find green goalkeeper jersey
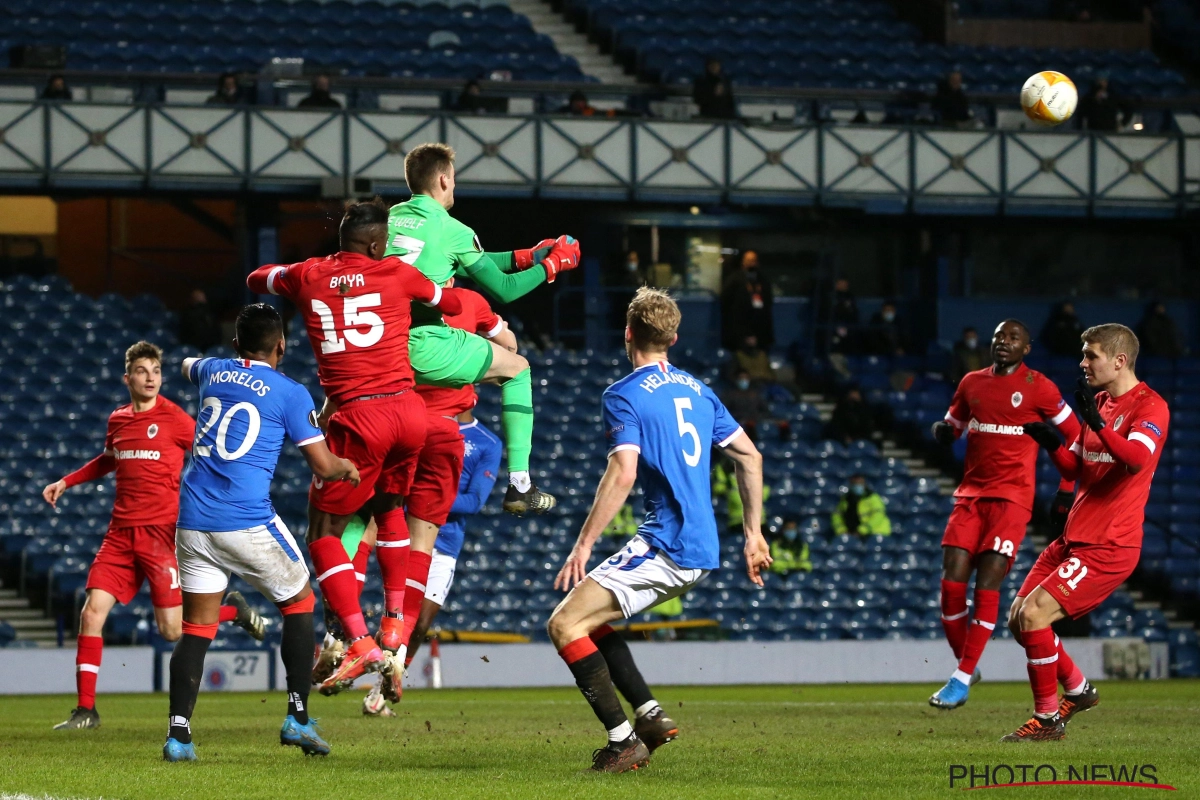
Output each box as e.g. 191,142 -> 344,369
385,194 -> 547,325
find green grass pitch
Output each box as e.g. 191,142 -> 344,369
1,682 -> 1197,799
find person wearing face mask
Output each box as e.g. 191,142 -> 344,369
620,251 -> 644,289
831,475 -> 892,537
865,301 -> 906,357
732,335 -> 776,386
721,250 -> 774,351
769,519 -> 812,575
950,327 -> 990,386
720,369 -> 771,437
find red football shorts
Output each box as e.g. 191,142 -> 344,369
941,497 -> 1030,560
1017,536 -> 1141,619
311,391 -> 427,516
86,523 -> 181,607
407,414 -> 465,527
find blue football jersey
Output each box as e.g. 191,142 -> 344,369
178,357 -> 324,532
434,420 -> 502,560
602,361 -> 743,570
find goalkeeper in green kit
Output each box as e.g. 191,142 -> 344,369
387,142 -> 579,514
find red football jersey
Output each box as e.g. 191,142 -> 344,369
252,252 -> 444,405
415,288 -> 503,416
945,363 -> 1074,511
104,398 -> 194,526
1064,382 -> 1169,548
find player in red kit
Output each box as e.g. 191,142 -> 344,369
247,199 -> 465,692
927,320 -> 1081,710
42,342 -> 262,730
1005,324 -> 1168,741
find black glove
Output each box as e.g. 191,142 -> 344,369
1049,489 -> 1073,537
1023,421 -> 1062,452
931,421 -> 956,445
1074,377 -> 1105,432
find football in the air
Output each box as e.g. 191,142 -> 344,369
1020,71 -> 1078,126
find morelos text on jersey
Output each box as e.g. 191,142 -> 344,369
177,358 -> 325,532
603,361 -> 743,571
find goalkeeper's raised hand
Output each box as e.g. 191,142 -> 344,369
513,239 -> 555,270
541,235 -> 580,283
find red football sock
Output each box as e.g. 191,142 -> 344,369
375,509 -> 410,615
1055,634 -> 1086,693
1021,626 -> 1060,716
353,541 -> 372,598
218,605 -> 237,623
76,634 -> 103,710
309,536 -> 368,640
402,550 -> 432,648
957,588 -> 999,676
940,579 -> 969,661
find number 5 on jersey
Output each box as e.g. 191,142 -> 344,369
674,397 -> 702,468
311,294 -> 384,354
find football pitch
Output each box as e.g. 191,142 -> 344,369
1,682 -> 1197,799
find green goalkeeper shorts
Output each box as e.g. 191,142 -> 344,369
409,324 -> 494,387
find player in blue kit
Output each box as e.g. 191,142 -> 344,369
163,304 -> 360,762
548,288 -> 771,773
363,409 -> 503,714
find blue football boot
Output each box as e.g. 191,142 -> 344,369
280,715 -> 331,756
163,738 -> 198,762
928,669 -> 981,710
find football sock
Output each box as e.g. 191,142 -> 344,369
956,588 -> 999,678
558,636 -> 630,737
590,624 -> 655,711
1055,634 -> 1087,694
279,595 -> 315,726
309,536 -> 368,640
375,508 -> 411,616
75,634 -> 103,710
501,368 -> 533,476
168,622 -> 217,744
634,700 -> 662,719
353,541 -> 372,596
402,550 -> 432,648
218,605 -> 237,624
1021,626 -> 1060,717
940,579 -> 969,660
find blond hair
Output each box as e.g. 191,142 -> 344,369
627,287 -> 680,352
1082,323 -> 1139,371
404,142 -> 455,194
124,340 -> 162,373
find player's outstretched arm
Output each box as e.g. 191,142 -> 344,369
300,441 -> 360,487
723,431 -> 772,586
554,448 -> 638,592
44,451 -> 119,507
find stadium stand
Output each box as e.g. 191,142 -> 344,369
1,274 -> 1194,676
0,0 -> 587,83
565,0 -> 1189,98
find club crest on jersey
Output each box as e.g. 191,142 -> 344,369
1011,392 -> 1023,408
1113,414 -> 1125,430
147,423 -> 159,438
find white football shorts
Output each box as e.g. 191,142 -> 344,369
587,534 -> 710,618
175,516 -> 310,604
424,548 -> 457,606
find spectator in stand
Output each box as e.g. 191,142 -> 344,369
206,72 -> 244,105
41,74 -> 72,101
822,277 -> 860,356
455,79 -> 485,113
561,90 -> 616,117
298,75 -> 341,109
721,369 -> 771,433
1138,301 -> 1183,358
693,58 -> 736,120
831,474 -> 892,537
620,250 -> 644,288
825,388 -> 875,444
949,326 -> 989,385
769,519 -> 813,575
1078,74 -> 1130,132
1040,301 -> 1085,356
732,335 -> 775,386
178,290 -> 222,353
932,70 -> 972,126
864,300 -> 906,357
721,250 -> 774,350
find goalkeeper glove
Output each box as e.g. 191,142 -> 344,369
1023,421 -> 1063,452
541,235 -> 580,283
513,239 -> 555,270
1074,377 -> 1105,432
931,421 -> 956,445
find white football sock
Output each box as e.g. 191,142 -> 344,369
634,700 -> 661,719
510,470 -> 532,492
1066,677 -> 1088,695
607,720 -> 634,742
951,669 -> 973,686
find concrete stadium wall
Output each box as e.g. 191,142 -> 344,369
0,646 -> 155,695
